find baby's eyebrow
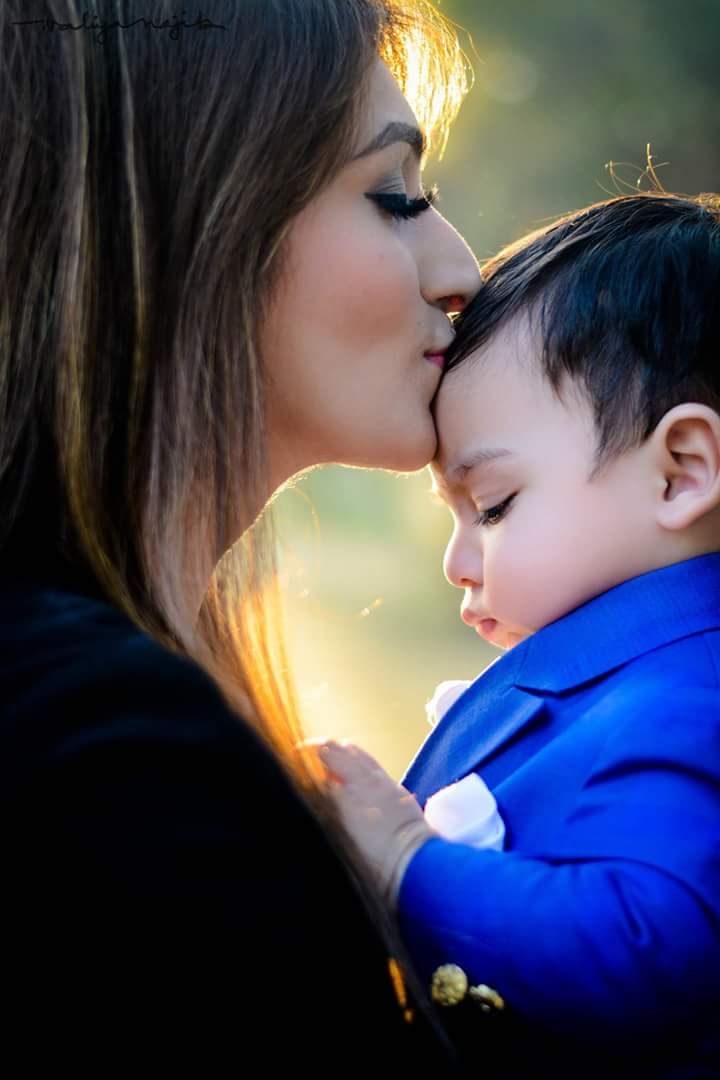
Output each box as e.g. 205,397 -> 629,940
443,446 -> 515,487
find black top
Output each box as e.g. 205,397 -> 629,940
0,574 -> 463,1073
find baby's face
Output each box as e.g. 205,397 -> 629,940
431,315 -> 660,650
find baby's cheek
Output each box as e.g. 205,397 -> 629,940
493,529 -> 580,629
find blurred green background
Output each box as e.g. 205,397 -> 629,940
273,0 -> 720,777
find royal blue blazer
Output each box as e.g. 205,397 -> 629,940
400,553 -> 720,1077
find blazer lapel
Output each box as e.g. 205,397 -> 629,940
404,556 -> 720,806
403,669 -> 546,807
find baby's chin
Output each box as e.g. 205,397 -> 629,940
477,618 -> 533,651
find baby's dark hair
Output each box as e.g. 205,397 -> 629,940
445,192 -> 720,476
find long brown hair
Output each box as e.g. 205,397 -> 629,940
1,0 -> 468,785
0,0 -> 469,1022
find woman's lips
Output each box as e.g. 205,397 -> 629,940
424,352 -> 446,369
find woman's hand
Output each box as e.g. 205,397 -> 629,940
313,740 -> 436,908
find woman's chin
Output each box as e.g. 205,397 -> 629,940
301,419 -> 438,473
366,424 -> 438,473
361,445 -> 436,474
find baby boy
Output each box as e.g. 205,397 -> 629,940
322,192 -> 720,1079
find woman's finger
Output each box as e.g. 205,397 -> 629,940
294,738 -> 347,784
321,740 -> 388,778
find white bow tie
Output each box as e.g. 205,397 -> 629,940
424,678 -> 472,728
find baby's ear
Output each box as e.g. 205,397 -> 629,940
651,403 -> 720,530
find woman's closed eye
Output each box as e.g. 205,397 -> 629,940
365,184 -> 439,221
473,494 -> 516,527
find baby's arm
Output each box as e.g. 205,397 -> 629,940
324,687 -> 720,1045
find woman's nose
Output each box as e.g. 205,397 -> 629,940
419,210 -> 481,313
443,528 -> 482,591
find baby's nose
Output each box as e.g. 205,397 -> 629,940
443,531 -> 483,590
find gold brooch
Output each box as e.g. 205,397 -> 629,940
431,964 -> 506,1012
431,964 -> 468,1006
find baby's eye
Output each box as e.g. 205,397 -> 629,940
473,494 -> 515,527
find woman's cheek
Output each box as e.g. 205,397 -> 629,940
311,203 -> 412,328
357,250 -> 418,343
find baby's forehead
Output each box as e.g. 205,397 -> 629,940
452,310 -> 541,377
441,308 -> 589,415
437,326 -> 545,416
433,322 -> 596,481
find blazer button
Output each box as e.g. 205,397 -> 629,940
469,984 -> 506,1012
431,966 -> 507,1013
431,964 -> 468,1006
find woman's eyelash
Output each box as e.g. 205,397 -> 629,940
365,184 -> 439,221
473,494 -> 515,527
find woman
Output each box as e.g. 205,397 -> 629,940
0,0 -> 480,1069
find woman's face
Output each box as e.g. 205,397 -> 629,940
263,60 -> 481,485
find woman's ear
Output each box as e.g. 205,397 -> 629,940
651,404 -> 720,530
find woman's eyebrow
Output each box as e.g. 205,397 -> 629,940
353,121 -> 425,162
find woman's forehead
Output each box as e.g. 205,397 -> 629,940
358,59 -> 420,148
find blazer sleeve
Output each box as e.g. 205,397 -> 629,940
2,616 -> 457,1073
397,685 -> 720,1046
